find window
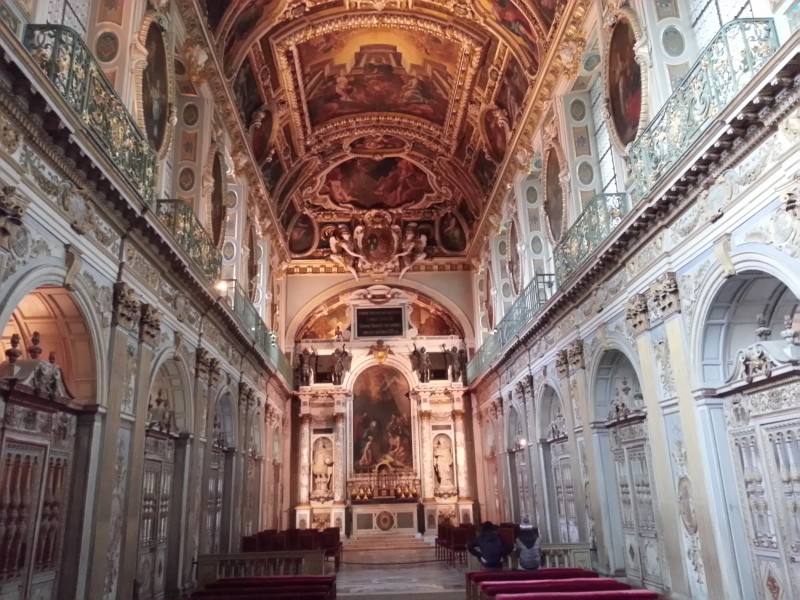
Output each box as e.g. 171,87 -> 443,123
690,0 -> 753,49
590,74 -> 618,194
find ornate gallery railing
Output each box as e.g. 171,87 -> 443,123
219,279 -> 293,383
553,193 -> 631,285
629,19 -> 778,199
196,551 -> 326,587
156,200 -> 222,282
467,274 -> 556,384
22,25 -> 157,206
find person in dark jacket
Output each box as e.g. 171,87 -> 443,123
467,521 -> 514,570
515,517 -> 541,570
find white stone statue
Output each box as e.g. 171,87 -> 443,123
311,439 -> 334,498
433,436 -> 454,490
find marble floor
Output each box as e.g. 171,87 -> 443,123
335,536 -> 466,599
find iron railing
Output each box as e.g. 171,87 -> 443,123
467,274 -> 555,383
553,193 -> 631,284
156,200 -> 222,282
219,280 -> 293,384
629,19 -> 778,199
22,24 -> 157,206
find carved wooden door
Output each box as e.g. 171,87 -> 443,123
728,417 -> 800,600
0,437 -> 72,600
136,439 -> 174,600
513,450 -> 532,520
550,440 -> 577,542
611,423 -> 662,588
206,449 -> 225,553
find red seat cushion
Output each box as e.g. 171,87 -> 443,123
468,568 -> 598,585
480,578 -> 629,597
495,590 -> 659,600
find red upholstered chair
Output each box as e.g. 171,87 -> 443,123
495,590 -> 659,600
479,577 -> 630,599
256,530 -> 275,551
450,526 -> 473,566
298,529 -> 319,551
270,531 -> 287,551
240,535 -> 258,552
465,568 -> 599,600
320,529 -> 343,570
436,523 -> 452,561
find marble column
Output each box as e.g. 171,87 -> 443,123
626,291 -> 688,595
418,410 -> 433,499
657,274 -> 733,599
298,414 -> 312,506
119,303 -> 161,597
87,282 -> 141,600
263,405 -> 276,528
567,340 -> 607,570
453,409 -> 471,500
555,349 -> 588,541
334,412 -> 346,503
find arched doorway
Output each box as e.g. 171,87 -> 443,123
206,393 -> 236,553
700,272 -> 799,599
136,360 -> 192,600
539,385 -> 576,542
0,286 -> 98,599
591,350 -> 662,587
507,405 -> 530,523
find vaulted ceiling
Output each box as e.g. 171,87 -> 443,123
194,0 -> 574,271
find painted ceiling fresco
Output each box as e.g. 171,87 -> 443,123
200,0 -> 569,270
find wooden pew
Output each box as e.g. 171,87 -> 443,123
495,590 -> 659,600
466,568 -> 598,600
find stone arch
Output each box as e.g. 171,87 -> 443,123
538,384 -> 565,440
592,349 -> 644,422
585,332 -> 642,422
0,264 -> 106,405
284,279 -> 476,348
697,272 -> 797,386
689,247 -> 800,386
148,349 -> 194,433
214,391 -> 238,449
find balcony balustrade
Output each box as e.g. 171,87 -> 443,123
467,274 -> 555,383
218,280 -> 293,384
22,24 -> 156,206
553,193 -> 631,285
629,19 -> 778,199
156,200 -> 221,282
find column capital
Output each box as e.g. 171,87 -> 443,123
555,349 -> 569,379
139,303 -> 161,345
208,358 -> 221,387
452,408 -> 465,419
625,293 -> 650,334
648,272 -> 680,320
301,413 -> 313,424
334,411 -> 346,422
567,339 -> 585,371
419,409 -> 432,419
196,347 -> 211,382
113,281 -> 140,330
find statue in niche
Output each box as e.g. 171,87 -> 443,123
330,345 -> 351,385
443,344 -> 466,383
311,438 -> 334,499
410,344 -> 431,383
293,347 -> 317,386
433,436 -> 454,490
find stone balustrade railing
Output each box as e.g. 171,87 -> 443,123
22,24 -> 156,207
156,199 -> 222,282
629,19 -> 778,200
553,193 -> 630,285
541,542 -> 592,570
196,550 -> 327,587
467,274 -> 555,384
218,279 -> 293,383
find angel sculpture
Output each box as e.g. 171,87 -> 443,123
411,344 -> 431,383
329,225 -> 364,280
398,223 -> 429,279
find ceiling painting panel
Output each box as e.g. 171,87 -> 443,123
203,0 -> 584,274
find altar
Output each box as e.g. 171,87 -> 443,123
351,502 -> 419,538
